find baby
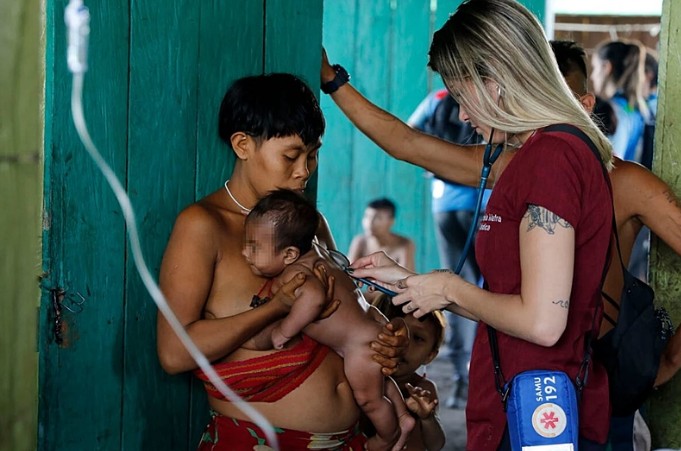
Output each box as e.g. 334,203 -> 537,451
242,189 -> 414,451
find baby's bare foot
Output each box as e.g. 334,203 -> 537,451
391,413 -> 416,451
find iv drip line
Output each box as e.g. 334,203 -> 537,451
64,1 -> 280,448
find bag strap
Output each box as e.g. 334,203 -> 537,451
543,124 -> 626,276
487,124 -> 614,404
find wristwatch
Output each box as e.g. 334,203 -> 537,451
321,64 -> 350,94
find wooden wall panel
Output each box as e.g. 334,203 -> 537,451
265,0 -> 323,80
191,2 -> 267,444
388,0 -> 434,270
522,0 -> 545,24
319,0 -> 446,270
348,0 -> 394,254
195,1 -> 264,200
265,0 -> 324,201
122,0 -> 201,449
318,0 -> 358,247
0,0 -> 42,448
40,0 -> 130,449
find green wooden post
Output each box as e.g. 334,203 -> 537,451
386,0 -> 435,271
122,1 -> 202,448
647,0 -> 681,447
319,0 -> 437,270
318,0 -> 358,248
0,0 -> 42,450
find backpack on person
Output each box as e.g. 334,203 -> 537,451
423,94 -> 480,145
593,244 -> 673,417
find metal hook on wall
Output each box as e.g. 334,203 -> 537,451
62,291 -> 86,314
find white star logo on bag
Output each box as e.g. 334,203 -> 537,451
532,403 -> 567,438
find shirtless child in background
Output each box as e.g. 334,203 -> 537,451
243,189 -> 415,451
348,198 -> 416,271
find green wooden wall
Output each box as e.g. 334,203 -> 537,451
0,0 -> 42,450
319,0 -> 434,270
40,1 -> 322,449
318,0 -> 545,272
648,0 -> 681,446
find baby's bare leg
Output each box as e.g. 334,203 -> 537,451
385,378 -> 416,451
344,348 -> 401,451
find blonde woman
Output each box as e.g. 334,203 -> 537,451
323,0 -> 613,449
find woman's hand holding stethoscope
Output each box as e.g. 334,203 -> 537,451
351,252 -> 463,318
390,270 -> 462,318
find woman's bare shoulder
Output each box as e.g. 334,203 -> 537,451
174,194 -> 240,237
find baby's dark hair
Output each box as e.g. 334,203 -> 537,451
372,294 -> 446,353
246,189 -> 319,255
218,73 -> 325,147
367,198 -> 396,217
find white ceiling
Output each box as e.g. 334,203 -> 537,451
548,0 -> 663,16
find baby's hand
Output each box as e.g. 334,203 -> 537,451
405,383 -> 438,419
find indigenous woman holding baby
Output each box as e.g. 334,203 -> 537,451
156,73 -> 406,450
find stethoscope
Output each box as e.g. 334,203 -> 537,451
312,238 -> 399,297
454,129 -> 504,274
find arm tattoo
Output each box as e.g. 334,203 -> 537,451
663,189 -> 680,207
524,204 -> 572,234
552,299 -> 570,309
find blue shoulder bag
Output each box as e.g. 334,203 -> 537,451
488,325 -> 586,450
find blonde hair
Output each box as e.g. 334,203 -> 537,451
428,0 -> 613,169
